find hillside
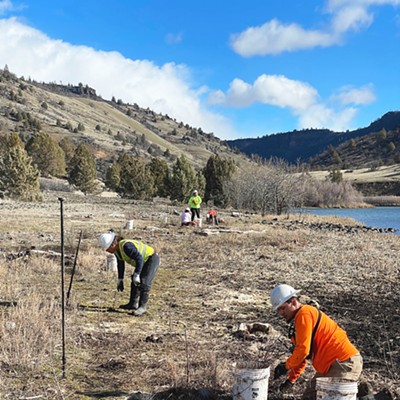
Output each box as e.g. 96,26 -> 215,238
308,127 -> 400,169
226,112 -> 400,166
0,68 -> 250,174
2,66 -> 400,197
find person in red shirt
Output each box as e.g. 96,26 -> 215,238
206,209 -> 218,225
271,284 -> 362,400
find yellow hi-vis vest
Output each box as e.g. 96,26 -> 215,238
116,239 -> 154,266
189,195 -> 201,208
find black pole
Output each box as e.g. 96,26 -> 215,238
58,197 -> 66,379
66,229 -> 83,305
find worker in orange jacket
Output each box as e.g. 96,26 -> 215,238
270,284 -> 362,400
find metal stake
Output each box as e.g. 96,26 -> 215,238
58,197 -> 66,379
66,229 -> 83,305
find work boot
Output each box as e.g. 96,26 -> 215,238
133,305 -> 147,316
119,283 -> 139,310
132,295 -> 140,310
132,290 -> 149,316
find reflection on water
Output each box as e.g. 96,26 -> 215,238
296,207 -> 400,235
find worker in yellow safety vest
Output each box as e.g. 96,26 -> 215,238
188,189 -> 202,222
98,231 -> 160,316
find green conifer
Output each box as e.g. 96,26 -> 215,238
0,133 -> 42,200
67,143 -> 97,194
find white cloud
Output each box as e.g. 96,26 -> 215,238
0,0 -> 13,14
333,84 -> 376,105
231,0 -> 400,56
331,5 -> 373,33
0,17 -> 238,139
209,74 -> 318,111
298,104 -> 358,131
209,74 -> 372,132
230,19 -> 336,56
327,0 -> 400,11
0,0 -> 24,15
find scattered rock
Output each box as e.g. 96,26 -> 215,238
98,358 -> 126,370
145,334 -> 163,343
232,322 -> 280,342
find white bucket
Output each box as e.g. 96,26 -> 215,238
233,363 -> 270,400
125,220 -> 134,229
106,254 -> 117,272
195,217 -> 202,227
316,378 -> 358,400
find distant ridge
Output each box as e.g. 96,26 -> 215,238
226,111 -> 400,165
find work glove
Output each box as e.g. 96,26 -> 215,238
274,362 -> 287,380
117,278 -> 124,292
279,379 -> 294,393
133,273 -> 141,286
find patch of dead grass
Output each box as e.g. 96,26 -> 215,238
0,195 -> 399,399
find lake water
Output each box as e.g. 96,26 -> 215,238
296,207 -> 400,235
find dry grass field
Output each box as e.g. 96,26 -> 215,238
0,192 -> 399,400
307,164 -> 400,184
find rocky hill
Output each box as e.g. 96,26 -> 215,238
0,68 -> 250,176
308,126 -> 400,169
227,112 -> 400,167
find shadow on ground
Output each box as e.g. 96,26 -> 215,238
76,387 -> 231,400
76,390 -> 130,398
127,388 -> 231,400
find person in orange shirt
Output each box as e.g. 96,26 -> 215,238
270,284 -> 362,400
206,209 -> 218,225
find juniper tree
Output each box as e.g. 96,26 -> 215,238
0,133 -> 41,201
203,154 -> 236,207
67,143 -> 97,194
168,154 -> 197,202
117,153 -> 155,199
59,137 -> 76,167
25,131 -> 66,177
148,158 -> 169,197
105,163 -> 121,191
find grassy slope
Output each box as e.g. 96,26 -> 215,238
0,74 -> 250,171
308,164 -> 400,183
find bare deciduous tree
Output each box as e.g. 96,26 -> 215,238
225,159 -> 301,215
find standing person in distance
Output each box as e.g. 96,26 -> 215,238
270,284 -> 362,400
188,189 -> 202,223
98,231 -> 160,316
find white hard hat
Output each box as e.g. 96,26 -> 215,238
185,208 -> 190,212
270,284 -> 301,310
192,189 -> 198,194
98,231 -> 115,250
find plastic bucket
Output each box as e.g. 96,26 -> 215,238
233,362 -> 270,400
316,378 -> 358,400
106,254 -> 117,272
125,220 -> 134,229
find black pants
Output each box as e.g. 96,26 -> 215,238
207,215 -> 218,225
138,253 -> 160,306
190,208 -> 200,221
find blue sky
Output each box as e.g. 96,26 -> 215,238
0,0 -> 399,140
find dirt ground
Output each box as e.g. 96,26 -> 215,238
0,192 -> 399,400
